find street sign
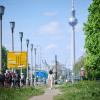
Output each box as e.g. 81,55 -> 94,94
7,52 -> 27,69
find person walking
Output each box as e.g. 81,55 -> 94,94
21,73 -> 25,86
11,71 -> 16,87
48,70 -> 54,89
15,71 -> 20,87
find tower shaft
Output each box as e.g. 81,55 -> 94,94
69,0 -> 78,83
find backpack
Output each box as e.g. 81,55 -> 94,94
16,73 -> 20,81
5,73 -> 9,79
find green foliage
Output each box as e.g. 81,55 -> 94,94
0,87 -> 44,100
73,56 -> 85,75
54,81 -> 100,100
2,46 -> 8,73
84,0 -> 100,79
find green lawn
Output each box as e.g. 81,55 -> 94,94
0,86 -> 44,100
54,81 -> 100,100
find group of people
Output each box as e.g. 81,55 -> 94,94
0,70 -> 25,87
0,69 -> 55,89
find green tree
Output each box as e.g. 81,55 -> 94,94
2,46 -> 8,73
73,56 -> 85,76
84,0 -> 100,79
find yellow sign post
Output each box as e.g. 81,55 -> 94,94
7,52 -> 27,69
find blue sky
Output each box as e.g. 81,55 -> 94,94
0,0 -> 92,69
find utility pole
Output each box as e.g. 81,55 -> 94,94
55,55 -> 58,84
10,21 -> 15,72
0,6 -> 5,74
19,32 -> 23,86
34,48 -> 37,86
26,39 -> 29,86
30,44 -> 33,86
19,32 -> 23,74
10,21 -> 15,52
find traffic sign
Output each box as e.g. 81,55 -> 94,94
7,52 -> 27,69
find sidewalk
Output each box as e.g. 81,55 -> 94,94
29,88 -> 59,100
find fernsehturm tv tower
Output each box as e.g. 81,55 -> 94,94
69,0 -> 78,82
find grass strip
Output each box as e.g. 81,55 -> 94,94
54,81 -> 100,100
0,86 -> 44,100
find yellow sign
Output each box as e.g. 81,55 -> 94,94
7,52 -> 27,69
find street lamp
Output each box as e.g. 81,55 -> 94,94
19,32 -> 23,52
55,55 -> 58,84
19,32 -> 23,86
0,5 -> 5,74
30,44 -> 33,86
26,39 -> 29,86
34,47 -> 37,86
10,21 -> 15,51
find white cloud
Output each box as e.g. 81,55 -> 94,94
39,21 -> 60,34
44,11 -> 58,16
46,44 -> 57,50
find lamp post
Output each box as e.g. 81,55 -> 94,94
30,44 -> 33,86
19,32 -> 23,86
55,55 -> 58,84
10,21 -> 15,51
34,47 -> 37,86
69,0 -> 78,83
19,32 -> 23,52
26,39 -> 29,86
0,6 -> 5,74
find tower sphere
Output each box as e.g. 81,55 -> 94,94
69,17 -> 77,27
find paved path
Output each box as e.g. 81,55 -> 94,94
29,88 -> 59,100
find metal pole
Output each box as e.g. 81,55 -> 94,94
55,55 -> 57,84
10,22 -> 15,52
10,21 -> 15,72
34,48 -> 37,86
12,29 -> 14,72
30,44 -> 33,86
20,36 -> 22,72
11,28 -> 14,51
26,42 -> 29,86
0,6 -> 5,74
21,38 -> 22,52
0,16 -> 2,74
20,34 -> 23,86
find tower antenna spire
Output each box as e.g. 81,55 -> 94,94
72,0 -> 74,10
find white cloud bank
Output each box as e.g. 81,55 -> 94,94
44,11 -> 58,16
39,21 -> 60,34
